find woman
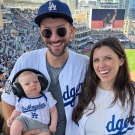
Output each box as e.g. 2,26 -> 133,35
72,37 -> 135,135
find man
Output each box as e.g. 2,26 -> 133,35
103,9 -> 117,29
1,0 -> 89,135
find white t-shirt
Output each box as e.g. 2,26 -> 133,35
16,92 -> 57,124
1,48 -> 89,135
85,87 -> 114,135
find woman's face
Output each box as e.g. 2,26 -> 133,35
93,46 -> 124,85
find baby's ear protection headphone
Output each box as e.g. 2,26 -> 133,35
12,68 -> 48,98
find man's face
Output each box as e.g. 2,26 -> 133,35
39,18 -> 75,57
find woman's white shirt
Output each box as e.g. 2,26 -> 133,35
85,87 -> 114,135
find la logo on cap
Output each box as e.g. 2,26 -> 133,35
48,2 -> 57,11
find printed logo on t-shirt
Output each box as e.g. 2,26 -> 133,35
22,103 -> 46,113
22,103 -> 46,119
31,112 -> 38,118
106,114 -> 135,134
5,80 -> 12,94
63,82 -> 83,107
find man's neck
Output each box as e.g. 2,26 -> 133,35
46,50 -> 69,68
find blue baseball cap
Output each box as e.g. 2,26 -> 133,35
35,0 -> 73,27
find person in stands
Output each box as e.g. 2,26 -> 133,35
72,37 -> 135,135
1,0 -> 89,135
7,70 -> 57,135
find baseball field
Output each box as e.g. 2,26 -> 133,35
81,49 -> 135,81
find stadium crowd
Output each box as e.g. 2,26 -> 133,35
90,29 -> 135,49
0,7 -> 44,82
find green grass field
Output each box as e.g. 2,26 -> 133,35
125,49 -> 135,72
81,49 -> 135,72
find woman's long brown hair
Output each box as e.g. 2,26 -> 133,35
72,37 -> 135,123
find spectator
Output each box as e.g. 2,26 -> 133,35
7,69 -> 57,135
72,37 -> 135,135
103,9 -> 117,29
1,1 -> 89,135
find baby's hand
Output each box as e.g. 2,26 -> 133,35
7,118 -> 13,127
49,125 -> 56,134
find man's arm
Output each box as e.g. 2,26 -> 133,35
110,9 -> 117,23
22,129 -> 41,135
1,99 -> 15,121
2,99 -> 41,135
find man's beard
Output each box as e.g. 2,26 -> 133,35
47,41 -> 69,57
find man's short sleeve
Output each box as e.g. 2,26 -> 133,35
1,79 -> 16,106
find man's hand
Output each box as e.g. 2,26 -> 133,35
22,129 -> 41,135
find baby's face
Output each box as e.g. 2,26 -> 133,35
18,73 -> 41,98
